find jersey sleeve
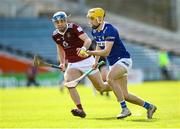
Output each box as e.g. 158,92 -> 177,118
52,35 -> 60,45
52,30 -> 61,45
73,24 -> 84,37
104,26 -> 116,42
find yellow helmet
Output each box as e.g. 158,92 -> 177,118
87,7 -> 105,19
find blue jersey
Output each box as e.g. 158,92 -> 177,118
91,22 -> 130,66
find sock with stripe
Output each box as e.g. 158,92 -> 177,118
143,101 -> 151,110
120,100 -> 127,109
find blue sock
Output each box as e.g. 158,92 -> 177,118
120,100 -> 127,109
143,101 -> 151,109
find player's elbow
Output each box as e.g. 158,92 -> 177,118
84,38 -> 92,46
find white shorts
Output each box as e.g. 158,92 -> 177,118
109,58 -> 132,73
66,56 -> 98,75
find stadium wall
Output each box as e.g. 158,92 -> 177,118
0,52 -> 49,73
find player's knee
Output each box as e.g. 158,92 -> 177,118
95,87 -> 102,92
107,75 -> 114,85
95,84 -> 104,92
92,82 -> 103,92
107,79 -> 114,89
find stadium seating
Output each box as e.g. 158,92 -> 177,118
0,18 -> 56,60
0,18 -> 180,80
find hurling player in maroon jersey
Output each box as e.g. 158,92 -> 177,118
52,11 -> 111,118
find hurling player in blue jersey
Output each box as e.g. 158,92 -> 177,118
86,8 -> 157,119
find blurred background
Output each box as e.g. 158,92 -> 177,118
0,0 -> 180,88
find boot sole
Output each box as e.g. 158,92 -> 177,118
148,106 -> 157,119
117,112 -> 132,119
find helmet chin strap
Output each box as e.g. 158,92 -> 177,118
92,17 -> 102,29
92,23 -> 100,29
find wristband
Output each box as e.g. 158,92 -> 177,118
81,46 -> 87,51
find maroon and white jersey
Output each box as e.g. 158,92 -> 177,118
52,22 -> 88,63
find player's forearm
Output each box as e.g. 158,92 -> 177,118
57,45 -> 65,64
95,56 -> 100,63
79,33 -> 92,50
83,38 -> 91,50
87,49 -> 108,57
94,45 -> 101,63
58,53 -> 65,65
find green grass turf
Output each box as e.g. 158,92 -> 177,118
0,81 -> 180,128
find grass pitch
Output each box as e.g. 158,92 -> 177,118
0,81 -> 180,128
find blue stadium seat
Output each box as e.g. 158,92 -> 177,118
0,18 -> 179,80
